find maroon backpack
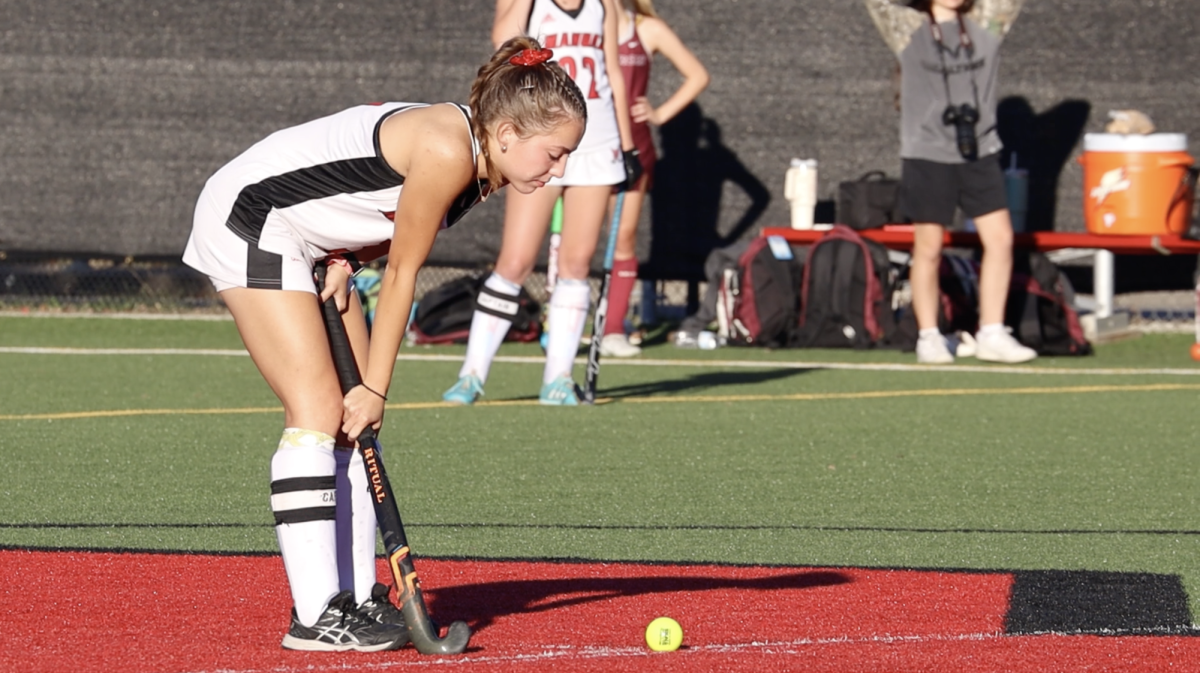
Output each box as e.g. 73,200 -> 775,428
1007,252 -> 1092,356
719,236 -> 804,347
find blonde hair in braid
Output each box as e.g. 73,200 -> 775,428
469,36 -> 587,188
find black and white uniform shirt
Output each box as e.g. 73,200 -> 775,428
183,102 -> 484,292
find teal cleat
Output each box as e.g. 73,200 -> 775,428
443,374 -> 484,405
538,375 -> 580,406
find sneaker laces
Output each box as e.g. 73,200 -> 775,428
341,592 -> 387,628
323,593 -> 356,631
361,583 -> 406,626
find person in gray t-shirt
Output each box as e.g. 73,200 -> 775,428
866,0 -> 1037,364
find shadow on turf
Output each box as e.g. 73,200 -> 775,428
601,367 -> 812,399
506,367 -> 812,401
429,569 -> 849,632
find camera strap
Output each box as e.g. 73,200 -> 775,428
928,14 -> 981,112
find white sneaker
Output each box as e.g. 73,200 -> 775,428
599,333 -> 642,357
916,334 -> 955,364
975,328 -> 1038,363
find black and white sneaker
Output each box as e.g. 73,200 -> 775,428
281,590 -> 406,652
358,582 -> 410,648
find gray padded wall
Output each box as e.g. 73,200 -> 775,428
2,0 -> 1197,278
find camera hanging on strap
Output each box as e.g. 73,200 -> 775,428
929,13 -> 982,161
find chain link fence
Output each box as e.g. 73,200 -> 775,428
0,253 -> 700,326
0,254 -> 223,314
1,253 -> 1193,343
1116,290 -> 1196,334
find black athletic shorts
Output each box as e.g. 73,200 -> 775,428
897,153 -> 1008,227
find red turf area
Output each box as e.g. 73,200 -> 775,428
2,549 -> 1194,672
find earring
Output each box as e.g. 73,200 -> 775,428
501,145 -> 507,153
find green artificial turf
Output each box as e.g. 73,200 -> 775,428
1,316 -> 1197,620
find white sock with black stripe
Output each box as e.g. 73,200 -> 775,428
271,428 -> 339,627
459,273 -> 522,383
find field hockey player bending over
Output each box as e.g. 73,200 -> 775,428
181,37 -> 585,652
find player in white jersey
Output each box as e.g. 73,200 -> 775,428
183,37 -> 586,652
445,0 -> 640,407
185,102 -> 473,294
528,0 -> 622,172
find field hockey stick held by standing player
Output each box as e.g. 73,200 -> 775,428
581,190 -> 625,404
540,197 -> 564,352
546,196 -> 564,295
316,266 -> 472,655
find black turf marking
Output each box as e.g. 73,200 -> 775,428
1005,570 -> 1199,636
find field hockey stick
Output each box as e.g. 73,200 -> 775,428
546,196 -> 564,295
541,197 -> 564,351
581,190 -> 624,404
316,266 -> 472,655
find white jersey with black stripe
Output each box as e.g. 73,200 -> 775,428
202,102 -> 481,261
184,102 -> 486,291
527,0 -> 619,154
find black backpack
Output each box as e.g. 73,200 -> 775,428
409,273 -> 541,345
794,225 -> 901,349
719,236 -> 805,348
1006,251 -> 1092,356
894,251 -> 1091,356
938,254 -> 982,335
890,253 -> 981,352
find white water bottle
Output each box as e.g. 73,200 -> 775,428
785,158 -> 818,230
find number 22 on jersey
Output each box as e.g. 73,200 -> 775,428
556,56 -> 601,100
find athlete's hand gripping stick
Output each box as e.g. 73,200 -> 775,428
316,265 -> 472,655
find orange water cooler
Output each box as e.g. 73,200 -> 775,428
1080,133 -> 1194,235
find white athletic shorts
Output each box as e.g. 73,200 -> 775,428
183,188 -> 321,295
551,141 -> 625,187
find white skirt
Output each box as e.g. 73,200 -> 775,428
551,141 -> 625,187
182,187 -> 322,294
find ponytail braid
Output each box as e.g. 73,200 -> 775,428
469,36 -> 587,187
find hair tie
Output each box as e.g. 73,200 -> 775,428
509,48 -> 553,67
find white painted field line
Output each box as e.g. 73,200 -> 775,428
0,347 -> 251,356
423,353 -> 1200,378
3,346 -> 1200,377
0,311 -> 232,321
176,629 -> 1089,673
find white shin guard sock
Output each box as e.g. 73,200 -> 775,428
271,429 -> 340,627
544,279 -> 591,384
460,273 -> 522,382
347,449 -> 379,604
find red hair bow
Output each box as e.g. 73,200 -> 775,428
509,48 -> 554,67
